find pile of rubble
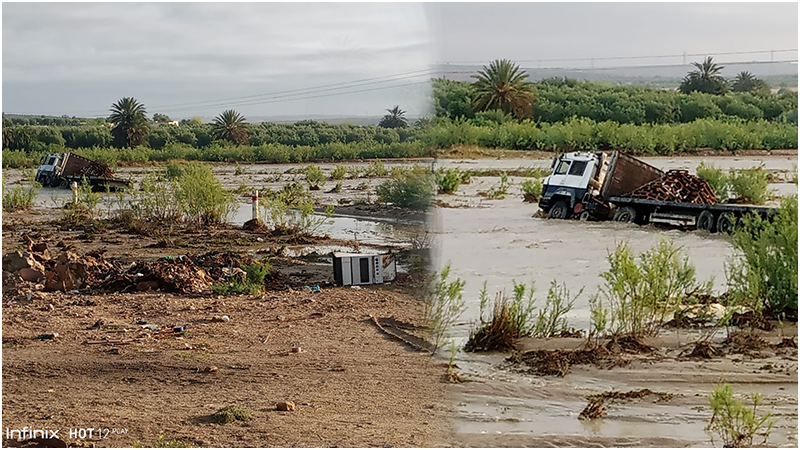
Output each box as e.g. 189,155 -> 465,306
2,239 -> 255,297
626,170 -> 717,204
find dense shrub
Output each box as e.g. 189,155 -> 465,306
375,164 -> 434,210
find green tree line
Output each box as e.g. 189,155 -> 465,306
434,77 -> 797,124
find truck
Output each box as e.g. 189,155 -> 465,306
537,151 -> 777,233
34,153 -> 130,191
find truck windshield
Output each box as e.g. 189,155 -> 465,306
554,160 -> 571,175
46,156 -> 57,165
568,160 -> 587,176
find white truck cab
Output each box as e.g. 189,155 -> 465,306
540,152 -> 608,219
34,154 -> 63,187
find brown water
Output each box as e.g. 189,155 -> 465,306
432,155 -> 798,447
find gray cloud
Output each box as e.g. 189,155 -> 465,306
3,2 -> 433,118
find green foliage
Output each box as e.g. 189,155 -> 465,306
598,239 -> 713,337
472,59 -> 536,119
707,384 -> 774,448
212,262 -> 270,296
304,164 -> 326,189
520,178 -> 543,202
484,172 -> 509,199
2,181 -> 40,212
696,162 -> 730,202
212,405 -> 252,424
532,281 -> 580,338
366,160 -> 388,178
422,265 -> 466,353
108,97 -> 149,148
375,164 -> 434,210
211,110 -> 249,145
435,167 -> 464,194
175,163 -> 238,226
379,106 -> 408,129
731,71 -> 770,95
727,196 -> 797,318
465,280 -> 537,352
153,113 -> 171,123
728,167 -> 770,204
679,57 -> 728,95
330,165 -> 347,180
164,162 -> 184,180
134,435 -> 198,448
260,183 -> 333,236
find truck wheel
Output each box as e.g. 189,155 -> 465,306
547,201 -> 570,220
579,211 -> 592,221
59,179 -> 69,189
612,206 -> 636,223
697,211 -> 716,233
716,212 -> 735,234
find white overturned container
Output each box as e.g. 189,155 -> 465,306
332,252 -> 397,286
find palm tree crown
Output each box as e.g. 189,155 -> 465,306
211,110 -> 249,145
679,56 -> 728,95
731,71 -> 770,94
471,59 -> 536,119
378,105 -> 408,128
108,97 -> 149,147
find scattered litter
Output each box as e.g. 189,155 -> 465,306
141,324 -> 160,331
304,285 -> 321,293
36,333 -> 59,340
172,326 -> 188,333
350,286 -> 363,290
212,315 -> 230,323
291,346 -> 302,353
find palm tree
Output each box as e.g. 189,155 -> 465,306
471,59 -> 536,119
679,56 -> 728,95
378,105 -> 408,128
211,110 -> 249,145
731,71 -> 770,94
108,97 -> 149,147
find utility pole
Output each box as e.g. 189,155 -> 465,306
682,50 -> 686,65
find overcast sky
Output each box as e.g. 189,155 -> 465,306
2,2 -> 433,119
2,2 -> 798,120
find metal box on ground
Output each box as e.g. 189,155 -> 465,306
332,252 -> 397,286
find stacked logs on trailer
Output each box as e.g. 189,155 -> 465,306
625,170 -> 717,205
77,161 -> 113,178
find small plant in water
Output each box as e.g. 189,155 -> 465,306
706,383 -> 774,448
330,165 -> 347,180
484,172 -> 510,199
305,164 -> 326,190
435,167 -> 464,194
520,178 -> 543,203
465,280 -> 537,352
422,265 -> 466,353
532,280 -> 580,338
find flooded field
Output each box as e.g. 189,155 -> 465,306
433,155 -> 798,448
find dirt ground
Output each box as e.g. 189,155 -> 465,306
2,195 -> 451,448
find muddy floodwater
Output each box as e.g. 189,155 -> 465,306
433,155 -> 798,447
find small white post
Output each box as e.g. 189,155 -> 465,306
252,190 -> 259,221
71,181 -> 78,204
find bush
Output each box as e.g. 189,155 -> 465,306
212,405 -> 252,424
727,196 -> 797,318
175,163 -> 238,226
366,160 -> 388,178
598,239 -> 713,337
520,178 -> 543,203
330,165 -> 346,180
260,183 -> 333,237
707,384 -> 774,448
375,165 -> 434,210
435,167 -> 464,194
728,167 -> 770,205
2,181 -> 40,212
696,162 -> 729,202
465,280 -> 537,352
422,265 -> 466,353
484,172 -> 509,199
304,164 -> 326,190
532,281 -> 580,338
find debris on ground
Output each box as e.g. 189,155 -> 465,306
685,341 -> 718,359
277,401 -> 296,411
368,315 -> 431,353
579,389 -> 674,421
626,170 -> 717,204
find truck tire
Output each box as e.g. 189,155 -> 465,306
59,179 -> 69,189
547,201 -> 570,220
716,212 -> 735,234
697,211 -> 716,233
578,211 -> 592,221
612,206 -> 637,223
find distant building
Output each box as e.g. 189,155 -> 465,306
167,120 -> 180,126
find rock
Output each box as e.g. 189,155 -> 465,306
18,268 -> 45,283
31,242 -> 49,253
276,401 -> 296,411
3,251 -> 45,273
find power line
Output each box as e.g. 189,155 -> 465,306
437,59 -> 798,75
441,48 -> 798,66
165,80 -> 432,114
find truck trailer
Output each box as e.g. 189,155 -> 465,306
538,151 -> 777,233
34,153 -> 131,191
